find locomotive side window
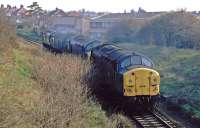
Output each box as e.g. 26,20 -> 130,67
142,57 -> 152,67
50,37 -> 54,43
120,57 -> 131,69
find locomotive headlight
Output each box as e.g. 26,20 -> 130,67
128,79 -> 133,84
153,78 -> 157,82
150,73 -> 159,85
126,88 -> 133,93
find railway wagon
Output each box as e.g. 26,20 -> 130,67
90,44 -> 160,104
43,33 -> 102,57
70,39 -> 102,57
42,32 -> 74,53
70,35 -> 90,54
69,35 -> 102,57
42,31 -> 51,49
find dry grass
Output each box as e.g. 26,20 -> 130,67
107,114 -> 134,128
0,39 -> 41,128
31,53 -> 90,128
30,52 -> 134,128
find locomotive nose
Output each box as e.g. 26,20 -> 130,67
123,68 -> 160,96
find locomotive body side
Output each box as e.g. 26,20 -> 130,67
91,44 -> 160,102
42,32 -> 75,53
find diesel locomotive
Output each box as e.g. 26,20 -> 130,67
42,31 -> 160,105
90,44 -> 160,105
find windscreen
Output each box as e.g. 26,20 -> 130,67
120,55 -> 153,70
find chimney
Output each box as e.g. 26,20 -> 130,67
20,5 -> 24,8
7,4 -> 11,9
1,4 -> 4,9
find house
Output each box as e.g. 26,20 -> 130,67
89,12 -> 163,40
79,9 -> 98,18
3,4 -> 27,17
49,8 -> 66,17
45,16 -> 90,36
15,5 -> 27,17
89,13 -> 136,40
66,11 -> 81,17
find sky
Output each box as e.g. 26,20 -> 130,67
0,0 -> 200,12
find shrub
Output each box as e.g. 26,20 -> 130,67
106,114 -> 133,128
138,11 -> 200,49
31,53 -> 90,128
30,53 -> 134,128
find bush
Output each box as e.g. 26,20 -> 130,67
30,53 -> 134,128
138,11 -> 200,49
31,53 -> 91,128
106,114 -> 133,128
106,19 -> 145,43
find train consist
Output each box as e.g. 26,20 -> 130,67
42,32 -> 101,57
42,32 -> 160,105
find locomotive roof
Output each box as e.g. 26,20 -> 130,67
51,33 -> 75,40
84,40 -> 101,47
71,35 -> 90,44
92,43 -> 148,62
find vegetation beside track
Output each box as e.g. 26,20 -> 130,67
118,43 -> 200,120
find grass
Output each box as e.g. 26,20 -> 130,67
117,43 -> 200,119
0,42 -> 41,127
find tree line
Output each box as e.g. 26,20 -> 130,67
106,11 -> 200,49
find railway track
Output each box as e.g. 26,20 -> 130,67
132,109 -> 182,128
20,36 -> 184,128
23,38 -> 42,46
18,35 -> 42,46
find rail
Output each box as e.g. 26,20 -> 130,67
20,36 -> 42,47
132,109 -> 182,128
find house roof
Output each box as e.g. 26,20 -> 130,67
49,8 -> 66,16
67,11 -> 81,17
91,12 -> 165,21
15,6 -> 27,16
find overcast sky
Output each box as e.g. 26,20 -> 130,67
0,0 -> 200,12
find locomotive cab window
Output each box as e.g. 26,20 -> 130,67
119,55 -> 142,70
142,57 -> 153,67
131,56 -> 142,65
120,57 -> 131,69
